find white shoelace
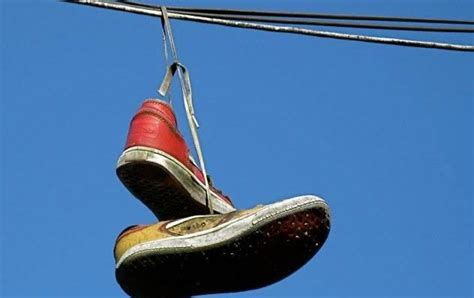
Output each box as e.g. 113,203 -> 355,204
159,7 -> 214,214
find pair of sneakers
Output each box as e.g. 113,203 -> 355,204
114,99 -> 331,297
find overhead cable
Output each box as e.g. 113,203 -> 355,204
167,10 -> 474,33
121,0 -> 474,26
120,0 -> 474,32
64,0 -> 474,52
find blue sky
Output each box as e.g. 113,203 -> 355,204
1,0 -> 473,297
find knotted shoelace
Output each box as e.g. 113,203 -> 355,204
159,7 -> 214,214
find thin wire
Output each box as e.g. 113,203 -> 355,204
167,10 -> 474,33
177,13 -> 474,52
160,7 -> 214,214
121,0 -> 474,25
122,1 -> 474,33
64,1 -> 474,52
121,1 -> 474,33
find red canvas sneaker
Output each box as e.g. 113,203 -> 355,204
116,99 -> 236,220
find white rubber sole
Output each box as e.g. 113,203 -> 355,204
117,195 -> 330,267
117,146 -> 236,215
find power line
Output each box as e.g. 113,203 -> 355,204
121,1 -> 474,32
64,0 -> 474,52
121,0 -> 474,26
167,10 -> 474,33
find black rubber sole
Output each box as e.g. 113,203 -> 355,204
115,206 -> 330,297
117,161 -> 210,221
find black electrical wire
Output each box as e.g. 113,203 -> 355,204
165,10 -> 474,33
119,0 -> 474,33
63,0 -> 474,52
120,0 -> 474,26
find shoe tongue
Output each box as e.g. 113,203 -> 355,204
142,98 -> 177,126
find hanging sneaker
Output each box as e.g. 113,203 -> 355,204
114,195 -> 331,297
116,98 -> 236,220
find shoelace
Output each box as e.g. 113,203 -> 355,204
189,155 -> 231,202
159,7 -> 214,215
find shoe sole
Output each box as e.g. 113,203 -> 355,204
116,146 -> 236,220
115,195 -> 331,296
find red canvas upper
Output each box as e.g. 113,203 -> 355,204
125,99 -> 233,206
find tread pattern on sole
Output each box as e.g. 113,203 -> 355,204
117,162 -> 210,220
116,206 -> 330,297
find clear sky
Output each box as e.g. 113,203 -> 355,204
1,0 -> 473,297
